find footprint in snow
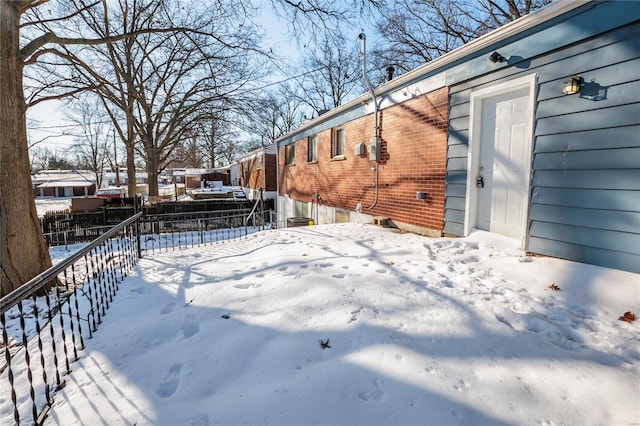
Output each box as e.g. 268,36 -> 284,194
234,283 -> 261,290
453,379 -> 470,392
156,363 -> 182,398
358,378 -> 387,403
190,414 -> 211,426
160,302 -> 176,315
182,314 -> 200,339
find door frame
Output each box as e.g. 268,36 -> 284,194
463,73 -> 537,247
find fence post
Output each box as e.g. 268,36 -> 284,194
134,197 -> 142,259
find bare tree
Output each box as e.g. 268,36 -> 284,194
244,86 -> 307,147
57,1 -> 268,196
270,0 -> 384,41
292,30 -> 364,114
373,0 -> 553,75
29,145 -> 72,172
193,111 -> 238,168
0,0 -> 246,297
64,95 -> 111,187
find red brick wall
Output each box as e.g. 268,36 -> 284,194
241,153 -> 277,191
264,154 -> 277,191
279,87 -> 448,232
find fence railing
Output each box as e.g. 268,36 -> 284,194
1,209 -> 273,425
138,209 -> 271,254
0,212 -> 141,425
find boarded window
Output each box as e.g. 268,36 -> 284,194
332,128 -> 344,158
308,135 -> 317,162
285,144 -> 295,165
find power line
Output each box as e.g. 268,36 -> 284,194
26,68 -> 326,131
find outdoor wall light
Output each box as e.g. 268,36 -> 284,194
562,75 -> 582,95
489,51 -> 505,63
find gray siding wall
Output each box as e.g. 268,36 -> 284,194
445,21 -> 640,272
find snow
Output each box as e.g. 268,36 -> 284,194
5,223 -> 640,425
35,197 -> 71,218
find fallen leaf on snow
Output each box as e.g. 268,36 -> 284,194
618,311 -> 637,323
319,338 -> 331,349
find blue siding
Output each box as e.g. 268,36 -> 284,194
445,10 -> 640,272
531,187 -> 640,211
528,236 -> 640,273
535,126 -> 640,152
533,147 -> 640,170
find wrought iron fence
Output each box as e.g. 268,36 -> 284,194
0,209 -> 273,425
0,212 -> 141,425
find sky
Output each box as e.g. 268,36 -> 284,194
3,223 -> 638,425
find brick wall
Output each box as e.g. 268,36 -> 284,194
279,87 -> 449,233
264,154 -> 277,191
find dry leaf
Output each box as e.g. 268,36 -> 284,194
547,283 -> 561,291
618,311 -> 637,323
319,338 -> 331,349
388,261 -> 395,266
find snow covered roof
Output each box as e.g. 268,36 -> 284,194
32,170 -> 95,184
36,181 -> 95,188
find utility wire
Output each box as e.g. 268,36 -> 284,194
27,67 -> 326,131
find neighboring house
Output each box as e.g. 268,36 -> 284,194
32,170 -> 96,197
235,144 -> 277,203
182,168 -> 230,189
102,168 -> 149,186
277,0 -> 639,273
165,168 -> 230,189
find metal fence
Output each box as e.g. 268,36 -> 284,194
0,209 -> 273,425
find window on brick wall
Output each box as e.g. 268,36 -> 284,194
294,200 -> 308,217
285,144 -> 295,166
256,154 -> 263,170
308,135 -> 317,162
332,127 -> 345,158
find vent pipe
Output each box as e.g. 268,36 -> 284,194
358,33 -> 379,142
386,66 -> 395,82
358,33 -> 380,210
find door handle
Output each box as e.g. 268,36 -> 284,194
476,176 -> 484,188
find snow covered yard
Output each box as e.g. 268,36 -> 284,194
32,223 -> 640,425
35,197 -> 71,218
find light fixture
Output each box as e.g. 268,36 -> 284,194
489,51 -> 505,63
562,75 -> 582,95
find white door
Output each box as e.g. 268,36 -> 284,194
476,87 -> 531,239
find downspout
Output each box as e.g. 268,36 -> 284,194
358,33 -> 379,210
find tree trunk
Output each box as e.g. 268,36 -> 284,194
1,2 -> 53,298
126,142 -> 136,198
146,138 -> 159,197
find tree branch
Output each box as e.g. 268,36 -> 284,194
20,0 -> 101,28
20,27 -> 207,62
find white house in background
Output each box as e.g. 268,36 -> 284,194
101,168 -> 149,187
32,170 -> 96,197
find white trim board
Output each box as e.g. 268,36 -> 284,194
463,73 -> 538,248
